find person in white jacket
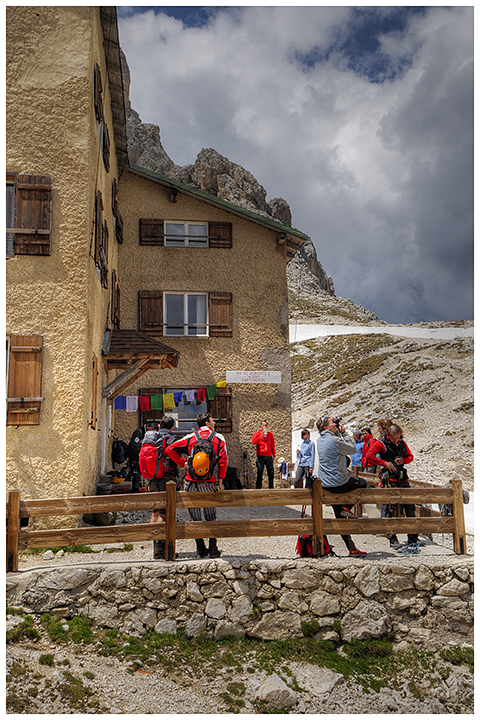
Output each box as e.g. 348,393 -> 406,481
316,415 -> 368,556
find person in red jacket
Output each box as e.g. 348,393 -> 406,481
251,420 -> 276,489
360,427 -> 377,473
166,411 -> 228,558
365,422 -> 418,551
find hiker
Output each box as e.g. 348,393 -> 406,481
140,416 -> 178,559
351,431 -> 364,470
251,419 -> 276,489
365,422 -> 419,551
166,411 -> 228,558
360,427 -> 377,473
294,429 -> 315,488
127,420 -> 158,492
316,415 -> 367,557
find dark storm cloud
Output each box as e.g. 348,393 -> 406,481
118,5 -> 473,323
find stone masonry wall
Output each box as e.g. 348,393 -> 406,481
6,557 -> 473,648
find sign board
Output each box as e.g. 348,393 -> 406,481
226,371 -> 282,384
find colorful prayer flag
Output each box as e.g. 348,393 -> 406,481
126,396 -> 138,412
138,396 -> 151,412
151,394 -> 163,410
206,384 -> 217,400
114,396 -> 126,410
163,393 -> 175,410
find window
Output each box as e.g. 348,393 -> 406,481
94,63 -> 103,123
164,293 -> 208,336
165,222 -> 207,247
94,190 -> 108,288
99,121 -> 110,173
138,386 -> 232,434
139,291 -> 232,337
139,219 -> 232,248
111,270 -> 120,329
6,174 -> 52,256
112,179 -> 123,244
91,353 -> 98,430
6,336 -> 44,426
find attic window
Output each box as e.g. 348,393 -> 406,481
165,222 -> 208,247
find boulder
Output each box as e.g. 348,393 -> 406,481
185,613 -> 207,638
341,601 -> 391,642
255,673 -> 297,710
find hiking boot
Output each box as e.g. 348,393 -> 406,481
195,539 -> 209,558
340,506 -> 358,519
397,542 -> 420,555
153,540 -> 165,559
208,538 -> 222,558
349,548 -> 367,557
389,539 -> 402,549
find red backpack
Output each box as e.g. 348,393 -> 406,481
139,433 -> 171,481
296,535 -> 334,558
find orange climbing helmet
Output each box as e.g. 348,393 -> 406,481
191,451 -> 211,476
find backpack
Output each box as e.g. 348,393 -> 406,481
296,535 -> 334,558
139,432 -> 172,481
186,429 -> 218,482
223,466 -> 243,490
111,439 -> 128,465
361,436 -> 374,468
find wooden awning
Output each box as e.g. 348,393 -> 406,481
102,329 -> 179,400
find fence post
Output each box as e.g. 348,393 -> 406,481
311,479 -> 324,556
165,481 -> 177,561
6,490 -> 21,573
451,478 -> 466,555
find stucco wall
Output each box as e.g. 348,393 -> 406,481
6,7 -> 119,504
116,172 -> 293,477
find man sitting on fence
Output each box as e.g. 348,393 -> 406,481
316,415 -> 367,557
364,422 -> 420,551
166,412 -> 228,558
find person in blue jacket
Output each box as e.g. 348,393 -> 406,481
294,429 -> 315,488
351,431 -> 364,469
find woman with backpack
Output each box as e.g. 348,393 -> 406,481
364,422 -> 418,551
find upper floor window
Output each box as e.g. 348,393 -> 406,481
139,290 -> 232,338
139,219 -> 232,248
164,293 -> 208,336
6,174 -> 52,256
165,222 -> 208,247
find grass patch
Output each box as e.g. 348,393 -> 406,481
6,614 -> 40,643
106,543 -> 134,553
23,545 -> 101,555
39,653 -> 55,666
40,614 -> 94,643
439,645 -> 474,673
58,671 -> 94,709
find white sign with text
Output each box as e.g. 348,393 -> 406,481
226,371 -> 282,384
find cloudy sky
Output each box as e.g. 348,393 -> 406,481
117,5 -> 473,324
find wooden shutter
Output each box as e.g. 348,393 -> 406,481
94,63 -> 103,122
139,219 -> 164,245
94,190 -> 103,268
91,353 -> 98,430
102,122 -> 110,173
111,270 -> 120,329
114,208 -> 123,244
208,387 -> 232,433
7,336 -> 43,426
139,290 -> 163,335
209,292 -> 233,337
13,175 -> 52,255
209,221 -> 232,249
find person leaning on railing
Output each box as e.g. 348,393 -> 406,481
364,423 -> 422,551
316,415 -> 368,557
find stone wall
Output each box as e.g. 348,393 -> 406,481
6,557 -> 473,648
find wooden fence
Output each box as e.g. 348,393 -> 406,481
6,477 -> 467,572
